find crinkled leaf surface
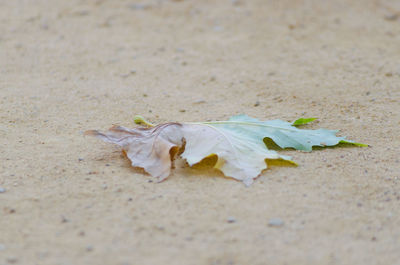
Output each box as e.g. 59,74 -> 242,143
179,123 -> 290,186
86,124 -> 184,180
86,115 -> 364,185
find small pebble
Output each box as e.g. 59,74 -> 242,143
193,99 -> 206,104
268,218 -> 284,227
0,187 -> 6,193
129,3 -> 150,10
155,225 -> 165,231
213,25 -> 224,32
41,23 -> 49,30
61,215 -> 69,223
384,14 -> 398,21
86,245 -> 94,252
6,257 -> 18,264
254,101 -> 260,107
179,109 -> 186,112
227,216 -> 236,223
385,72 -> 393,77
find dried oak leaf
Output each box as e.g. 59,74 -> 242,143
85,115 -> 365,186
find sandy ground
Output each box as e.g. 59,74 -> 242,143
1,0 -> 400,264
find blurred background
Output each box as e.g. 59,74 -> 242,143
1,1 -> 399,264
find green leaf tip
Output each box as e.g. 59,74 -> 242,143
292,118 -> 317,126
133,115 -> 155,127
339,140 -> 368,147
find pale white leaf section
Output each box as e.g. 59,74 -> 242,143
180,124 -> 286,186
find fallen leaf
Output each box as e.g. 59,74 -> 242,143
85,115 -> 366,185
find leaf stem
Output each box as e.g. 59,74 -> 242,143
134,115 -> 155,127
